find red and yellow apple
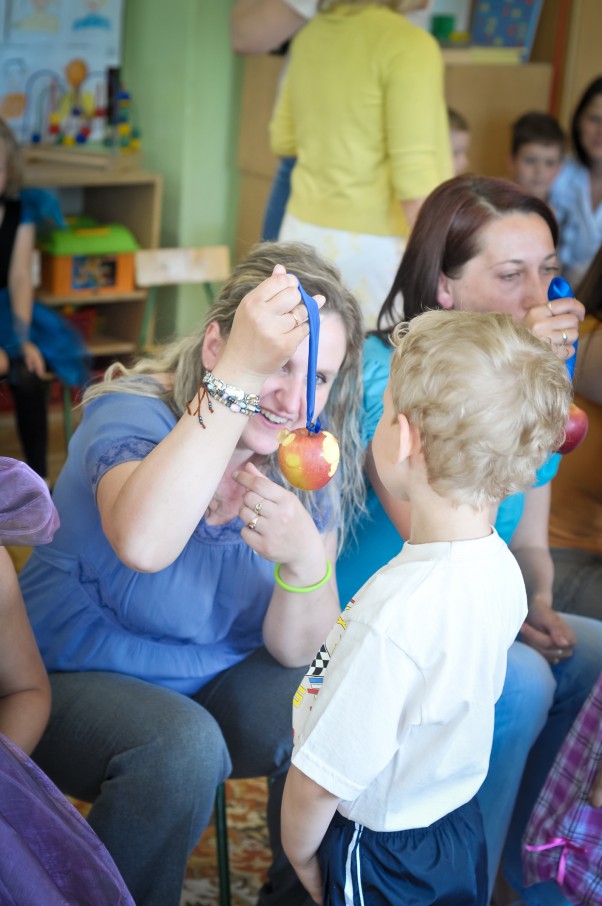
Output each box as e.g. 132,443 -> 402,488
557,403 -> 589,454
277,428 -> 340,490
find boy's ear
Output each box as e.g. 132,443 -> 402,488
436,273 -> 454,310
201,321 -> 225,370
395,413 -> 416,463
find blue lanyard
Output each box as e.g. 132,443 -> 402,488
297,280 -> 322,434
548,276 -> 578,380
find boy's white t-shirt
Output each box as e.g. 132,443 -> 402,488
291,530 -> 527,832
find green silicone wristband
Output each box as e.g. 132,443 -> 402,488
274,560 -> 332,594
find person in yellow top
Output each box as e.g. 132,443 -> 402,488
270,0 -> 452,328
549,246 -> 602,622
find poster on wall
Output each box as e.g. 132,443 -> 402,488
0,0 -> 124,142
470,0 -> 544,60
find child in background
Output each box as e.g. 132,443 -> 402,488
0,118 -> 89,481
448,106 -> 471,175
281,309 -> 571,906
508,111 -> 565,201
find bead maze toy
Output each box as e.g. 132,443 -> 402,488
23,63 -> 142,171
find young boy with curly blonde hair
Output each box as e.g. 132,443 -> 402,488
282,309 -> 572,905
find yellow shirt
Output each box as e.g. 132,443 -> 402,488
270,4 -> 452,238
549,316 -> 602,555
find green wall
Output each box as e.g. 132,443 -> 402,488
122,0 -> 242,337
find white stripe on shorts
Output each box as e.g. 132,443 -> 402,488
344,822 -> 364,905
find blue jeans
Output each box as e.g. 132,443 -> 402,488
476,639 -> 555,896
32,648 -> 309,906
262,157 -> 296,241
477,613 -> 602,905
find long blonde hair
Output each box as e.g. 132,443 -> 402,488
83,241 -> 366,544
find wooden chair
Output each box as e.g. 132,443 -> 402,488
134,246 -> 231,348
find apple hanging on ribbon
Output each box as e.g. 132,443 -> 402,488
278,427 -> 340,490
557,403 -> 589,454
547,277 -> 589,455
277,280 -> 341,491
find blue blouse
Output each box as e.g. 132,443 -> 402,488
336,336 -> 561,606
20,390 -> 332,694
550,159 -> 602,288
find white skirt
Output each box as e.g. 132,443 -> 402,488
279,213 -> 405,331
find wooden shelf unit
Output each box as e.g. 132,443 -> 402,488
23,163 -> 163,360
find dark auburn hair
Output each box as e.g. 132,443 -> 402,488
375,175 -> 559,339
571,76 -> 602,168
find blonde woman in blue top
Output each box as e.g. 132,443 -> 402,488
20,242 -> 365,906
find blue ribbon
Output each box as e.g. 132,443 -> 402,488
548,276 -> 577,380
297,280 -> 322,434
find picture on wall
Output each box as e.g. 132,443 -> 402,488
0,0 -> 124,141
470,0 -> 544,60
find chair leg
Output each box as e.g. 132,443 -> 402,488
215,782 -> 231,906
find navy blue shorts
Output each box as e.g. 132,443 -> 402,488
317,797 -> 488,905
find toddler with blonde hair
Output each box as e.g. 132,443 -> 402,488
282,309 -> 571,906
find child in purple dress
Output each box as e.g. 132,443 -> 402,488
0,457 -> 133,905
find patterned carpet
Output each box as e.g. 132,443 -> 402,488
71,778 -> 270,906
181,778 -> 270,906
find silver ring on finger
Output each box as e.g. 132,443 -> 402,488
561,330 -> 568,347
247,515 -> 258,531
291,310 -> 301,329
254,501 -> 263,516
546,300 -> 554,316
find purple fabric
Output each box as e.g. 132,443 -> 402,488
0,457 -> 59,546
522,671 -> 602,904
0,732 -> 134,905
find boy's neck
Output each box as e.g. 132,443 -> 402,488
408,487 -> 491,545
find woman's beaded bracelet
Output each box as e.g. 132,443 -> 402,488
202,371 -> 261,417
274,560 -> 332,594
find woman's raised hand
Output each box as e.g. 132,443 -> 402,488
218,265 -> 324,384
524,295 -> 585,360
234,462 -> 327,581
